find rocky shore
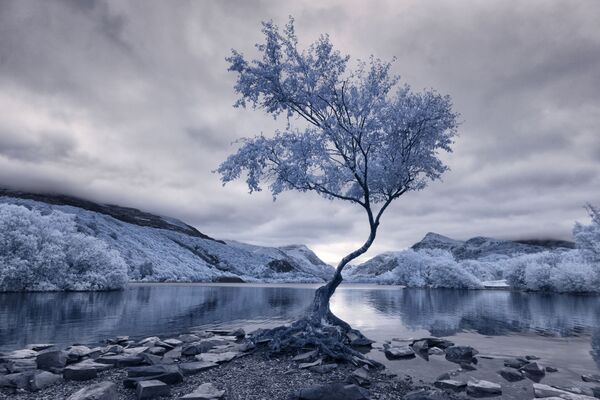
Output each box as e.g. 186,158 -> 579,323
1,328 -> 599,399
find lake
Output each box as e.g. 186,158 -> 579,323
1,283 -> 599,399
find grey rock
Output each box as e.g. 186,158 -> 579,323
141,353 -> 164,365
347,367 -> 370,387
182,339 -> 231,356
546,366 -> 559,373
521,362 -> 546,376
67,381 -> 118,400
178,334 -> 202,343
195,352 -> 239,364
25,344 -> 54,352
36,350 -> 67,372
292,350 -> 319,362
64,364 -> 98,381
29,370 -> 61,391
411,340 -> 429,354
434,379 -> 466,392
299,358 -> 323,369
466,379 -> 501,396
124,369 -> 184,389
445,346 -> 478,364
459,362 -> 477,371
136,379 -> 170,399
428,347 -> 445,356
583,374 -> 600,383
499,368 -> 524,382
147,346 -> 168,356
526,355 -> 540,360
412,337 -> 454,349
163,338 -> 183,347
4,349 -> 37,360
178,361 -> 219,375
127,364 -> 180,378
504,358 -> 528,369
96,354 -> 145,367
104,345 -> 124,354
533,383 -> 596,399
404,389 -> 452,400
179,383 -> 225,399
384,345 -> 415,360
293,383 -> 369,400
309,364 -> 338,374
6,357 -> 37,373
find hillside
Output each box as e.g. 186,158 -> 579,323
0,190 -> 334,284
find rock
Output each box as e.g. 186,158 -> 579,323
6,357 -> 37,373
412,337 -> 454,349
533,383 -> 596,399
124,347 -> 150,356
299,358 -> 322,369
163,338 -> 183,347
293,383 -> 369,400
460,362 -> 477,371
411,340 -> 429,353
546,366 -> 559,373
107,335 -> 129,345
445,346 -> 478,364
138,336 -> 161,346
346,331 -> 374,347
124,369 -> 184,388
178,361 -> 219,375
182,339 -> 231,356
147,346 -> 168,356
66,381 -> 118,400
428,347 -> 445,356
583,374 -> 600,384
592,387 -> 600,398
195,352 -> 239,364
136,379 -> 170,399
178,334 -> 202,343
67,346 -> 92,361
504,358 -> 528,369
127,364 -> 181,378
499,368 -> 524,382
4,349 -> 38,359
436,373 -> 451,381
179,383 -> 225,399
466,379 -> 502,396
36,350 -> 67,372
347,367 -> 370,387
0,371 -> 34,390
434,379 -> 466,392
64,364 -> 98,381
104,344 -> 124,354
141,353 -> 164,366
25,344 -> 54,352
75,359 -> 113,372
404,389 -> 452,400
526,355 -> 541,360
29,370 -> 62,391
96,354 -> 145,367
309,364 -> 338,374
384,345 -> 415,359
521,362 -> 546,376
293,350 -> 319,362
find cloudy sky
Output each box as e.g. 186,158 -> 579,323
1,0 -> 599,264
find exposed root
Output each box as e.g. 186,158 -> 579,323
250,311 -> 383,369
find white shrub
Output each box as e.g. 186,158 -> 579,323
0,204 -> 128,291
574,204 -> 600,264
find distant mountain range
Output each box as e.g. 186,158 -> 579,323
0,190 -> 334,283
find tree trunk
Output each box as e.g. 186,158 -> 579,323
308,223 -> 378,326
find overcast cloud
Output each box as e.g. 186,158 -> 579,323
0,0 -> 599,264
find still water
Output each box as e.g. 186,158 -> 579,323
1,283 -> 599,398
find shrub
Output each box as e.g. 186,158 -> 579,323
0,204 -> 128,291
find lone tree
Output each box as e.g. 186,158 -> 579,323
218,19 -> 459,361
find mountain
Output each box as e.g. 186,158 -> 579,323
412,232 -> 574,260
0,190 -> 334,283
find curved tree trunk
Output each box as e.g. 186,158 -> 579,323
308,223 -> 378,325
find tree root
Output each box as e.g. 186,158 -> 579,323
249,312 -> 384,369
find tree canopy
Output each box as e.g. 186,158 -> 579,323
218,18 -> 459,229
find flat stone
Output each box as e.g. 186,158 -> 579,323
136,379 -> 170,399
499,367 -> 524,382
526,355 -> 541,360
292,350 -> 319,362
127,364 -> 180,378
96,354 -> 145,367
6,357 -> 37,373
163,338 -> 183,347
36,350 -> 67,372
428,347 -> 445,356
67,381 -> 118,400
434,379 -> 466,391
178,334 -> 202,343
64,364 -> 98,381
384,345 -> 415,359
404,389 -> 451,400
195,351 -> 239,364
25,344 -> 54,352
533,383 -> 596,399
104,344 -> 124,354
124,346 -> 150,356
147,346 -> 168,356
75,359 -> 113,372
347,367 -> 370,387
179,383 -> 225,399
5,349 -> 38,360
466,379 -> 502,396
141,353 -> 164,365
504,358 -> 528,369
138,336 -> 161,346
293,383 -> 369,400
67,346 -> 92,361
346,331 -> 374,347
178,361 -> 219,375
298,358 -> 322,369
182,339 -> 231,356
123,368 -> 184,388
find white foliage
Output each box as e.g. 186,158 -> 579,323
0,204 -> 128,291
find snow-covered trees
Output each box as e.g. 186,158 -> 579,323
574,204 -> 600,264
0,204 -> 128,291
218,18 -> 458,325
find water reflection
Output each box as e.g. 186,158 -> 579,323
2,284 -> 600,370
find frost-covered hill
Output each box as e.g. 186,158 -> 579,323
0,190 -> 334,284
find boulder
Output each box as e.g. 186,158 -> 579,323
138,336 -> 161,346
66,381 -> 118,400
36,350 -> 67,372
498,368 -> 524,382
466,379 -> 501,396
124,347 -> 150,356
67,345 -> 92,359
521,362 -> 546,376
104,345 -> 124,354
136,379 -> 170,399
178,361 -> 219,375
292,383 -> 369,400
64,364 -> 98,381
179,382 -> 225,399
411,340 -> 429,354
445,346 -> 478,364
434,379 -> 466,392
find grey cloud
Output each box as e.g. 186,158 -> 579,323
0,0 -> 599,264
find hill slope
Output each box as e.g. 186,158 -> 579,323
0,190 -> 334,284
